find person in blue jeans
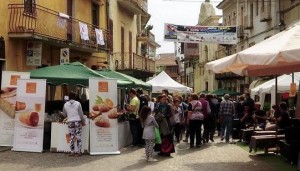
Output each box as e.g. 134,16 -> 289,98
219,94 -> 235,143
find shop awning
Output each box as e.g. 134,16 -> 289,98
30,62 -> 132,87
96,69 -> 152,90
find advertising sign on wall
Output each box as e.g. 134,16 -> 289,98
164,23 -> 237,44
12,79 -> 46,152
26,41 -> 42,66
89,78 -> 120,155
0,71 -> 30,146
60,48 -> 70,65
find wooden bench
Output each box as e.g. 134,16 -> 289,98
253,131 -> 276,136
249,134 -> 285,154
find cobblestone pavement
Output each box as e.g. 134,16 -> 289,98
0,139 -> 274,171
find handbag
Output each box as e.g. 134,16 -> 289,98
155,127 -> 162,144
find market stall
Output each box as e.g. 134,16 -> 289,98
147,71 -> 192,93
30,62 -> 137,153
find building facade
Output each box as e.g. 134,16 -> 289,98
216,0 -> 285,93
196,0 -> 221,93
0,0 -> 109,80
110,0 -> 160,81
155,53 -> 179,81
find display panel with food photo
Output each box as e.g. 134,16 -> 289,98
90,96 -> 118,120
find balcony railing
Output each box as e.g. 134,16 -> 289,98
113,52 -> 155,73
117,0 -> 148,14
8,4 -> 110,52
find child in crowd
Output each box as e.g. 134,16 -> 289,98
140,106 -> 159,162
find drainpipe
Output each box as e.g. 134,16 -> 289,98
106,0 -> 111,69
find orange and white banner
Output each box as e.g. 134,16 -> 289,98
0,71 -> 30,146
12,79 -> 46,152
89,78 -> 120,155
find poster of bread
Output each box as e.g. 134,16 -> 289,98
12,79 -> 46,153
0,71 -> 30,146
0,71 -> 30,118
89,78 -> 120,155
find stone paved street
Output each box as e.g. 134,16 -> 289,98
0,138 -> 275,171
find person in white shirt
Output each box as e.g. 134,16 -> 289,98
62,91 -> 85,156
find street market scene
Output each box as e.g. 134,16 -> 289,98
0,0 -> 300,171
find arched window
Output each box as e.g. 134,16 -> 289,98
204,45 -> 208,63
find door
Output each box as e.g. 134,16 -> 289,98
67,0 -> 73,41
129,31 -> 132,68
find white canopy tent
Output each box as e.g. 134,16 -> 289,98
146,71 -> 193,93
251,72 -> 300,108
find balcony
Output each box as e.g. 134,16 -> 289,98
8,4 -> 110,53
137,31 -> 160,48
112,52 -> 155,79
118,0 -> 148,15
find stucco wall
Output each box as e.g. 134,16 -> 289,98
1,0 -> 108,71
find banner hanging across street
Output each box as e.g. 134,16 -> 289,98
164,23 -> 237,44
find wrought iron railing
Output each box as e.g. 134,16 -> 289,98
112,52 -> 155,73
8,4 -> 109,51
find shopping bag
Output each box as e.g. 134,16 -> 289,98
155,127 -> 162,144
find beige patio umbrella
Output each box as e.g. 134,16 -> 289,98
206,22 -> 300,77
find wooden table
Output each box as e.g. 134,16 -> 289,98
249,134 -> 285,154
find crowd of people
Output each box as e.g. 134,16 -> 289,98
125,89 -> 294,162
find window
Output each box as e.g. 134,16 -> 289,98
261,0 -> 265,12
204,45 -> 208,62
256,0 -> 259,16
24,0 -> 36,15
233,12 -> 236,25
92,3 -> 99,27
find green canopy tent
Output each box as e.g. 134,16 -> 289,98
96,69 -> 152,90
211,88 -> 241,96
198,90 -> 211,94
30,62 -> 132,87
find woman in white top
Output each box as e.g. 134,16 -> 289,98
62,92 -> 85,156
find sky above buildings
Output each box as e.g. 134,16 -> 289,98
148,0 -> 222,55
